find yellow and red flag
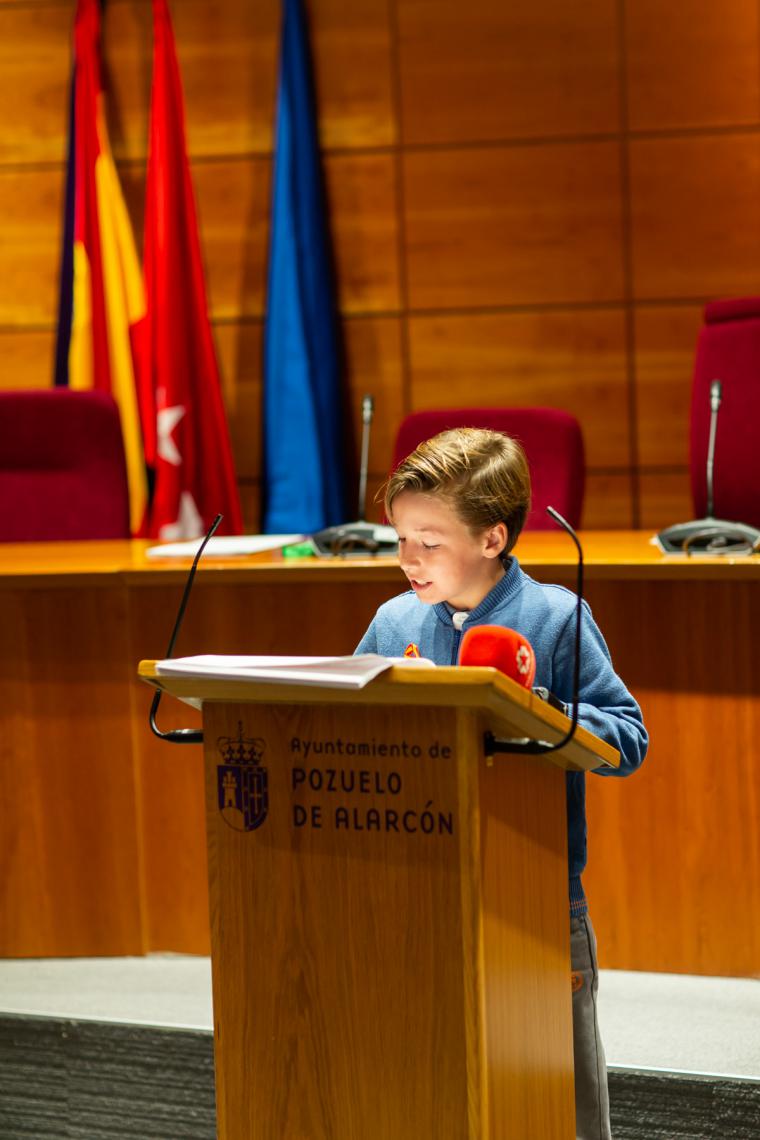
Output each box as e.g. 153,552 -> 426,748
54,0 -> 149,535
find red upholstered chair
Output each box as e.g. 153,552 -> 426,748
0,389 -> 131,541
391,407 -> 585,530
690,298 -> 760,529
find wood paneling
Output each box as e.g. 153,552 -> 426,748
582,473 -> 635,529
104,0 -> 278,161
4,0 -> 760,533
214,320 -> 263,482
213,314 -> 403,530
0,167 -> 65,325
626,0 -> 760,131
0,581 -> 144,957
307,0 -> 395,149
189,157 -> 271,322
0,329 -> 56,391
324,152 -> 400,314
404,142 -> 625,309
584,577 -> 760,975
343,316 -> 404,482
407,309 -> 630,468
397,0 -> 620,145
0,4 -> 71,164
7,0 -> 758,531
104,0 -> 393,161
153,152 -> 400,324
630,133 -> 760,300
5,542 -> 760,975
638,470 -> 693,529
634,304 -> 703,467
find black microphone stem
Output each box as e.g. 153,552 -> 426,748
149,513 -> 223,745
484,506 -> 583,757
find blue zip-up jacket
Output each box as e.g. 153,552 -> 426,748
355,556 -> 648,915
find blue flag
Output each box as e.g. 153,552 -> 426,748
262,0 -> 346,534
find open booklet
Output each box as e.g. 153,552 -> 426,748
154,654 -> 435,690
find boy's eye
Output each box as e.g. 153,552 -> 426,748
422,542 -> 440,551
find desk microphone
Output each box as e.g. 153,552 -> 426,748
482,506 -> 582,757
149,513 -> 223,745
310,393 -> 399,557
656,379 -> 760,554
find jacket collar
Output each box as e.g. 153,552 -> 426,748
434,556 -> 524,627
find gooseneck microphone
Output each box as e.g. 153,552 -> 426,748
149,513 -> 223,745
656,378 -> 760,554
481,506 -> 583,757
705,379 -> 721,520
357,394 -> 374,522
310,392 -> 399,557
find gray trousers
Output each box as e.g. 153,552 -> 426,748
571,913 -> 612,1140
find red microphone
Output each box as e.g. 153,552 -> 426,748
458,625 -> 536,689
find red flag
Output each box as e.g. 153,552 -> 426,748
143,0 -> 243,539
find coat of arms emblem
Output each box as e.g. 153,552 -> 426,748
217,724 -> 268,832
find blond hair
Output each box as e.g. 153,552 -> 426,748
384,427 -> 531,554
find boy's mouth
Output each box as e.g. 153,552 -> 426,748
409,578 -> 432,592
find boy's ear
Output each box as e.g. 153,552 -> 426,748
484,522 -> 508,558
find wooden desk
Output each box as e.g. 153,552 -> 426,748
1,533 -> 758,975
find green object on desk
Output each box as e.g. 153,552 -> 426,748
281,541 -> 315,559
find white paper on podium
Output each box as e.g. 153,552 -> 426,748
146,534 -> 305,559
154,653 -> 435,690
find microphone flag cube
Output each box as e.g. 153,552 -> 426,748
458,625 -> 536,689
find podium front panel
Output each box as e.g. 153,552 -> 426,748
202,697 -> 574,1140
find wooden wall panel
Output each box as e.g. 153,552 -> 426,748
397,0 -> 620,144
634,304 -> 703,468
407,310 -> 630,468
0,167 -> 64,325
104,0 -> 278,161
630,134 -> 760,301
582,473 -> 635,529
0,330 -> 56,391
217,316 -> 405,531
104,0 -> 394,160
190,158 -> 271,322
583,578 -> 760,975
404,143 -> 625,309
307,0 -> 395,149
626,0 -> 760,131
214,320 -> 263,483
0,582 -> 145,957
0,4 -> 71,164
4,0 -> 760,532
343,316 -> 404,489
638,471 -> 692,530
324,153 -> 401,314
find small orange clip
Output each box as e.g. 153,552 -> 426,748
404,642 -> 421,658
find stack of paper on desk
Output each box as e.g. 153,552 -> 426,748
154,654 -> 435,690
146,534 -> 304,559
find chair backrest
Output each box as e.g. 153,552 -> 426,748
691,298 -> 760,528
0,389 -> 131,541
391,407 -> 585,530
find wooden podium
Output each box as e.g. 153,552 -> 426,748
140,662 -> 618,1140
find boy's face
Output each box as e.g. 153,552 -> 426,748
390,491 -> 507,611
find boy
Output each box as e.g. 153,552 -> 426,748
355,427 -> 648,1140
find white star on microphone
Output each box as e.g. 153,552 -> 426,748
157,404 -> 186,466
